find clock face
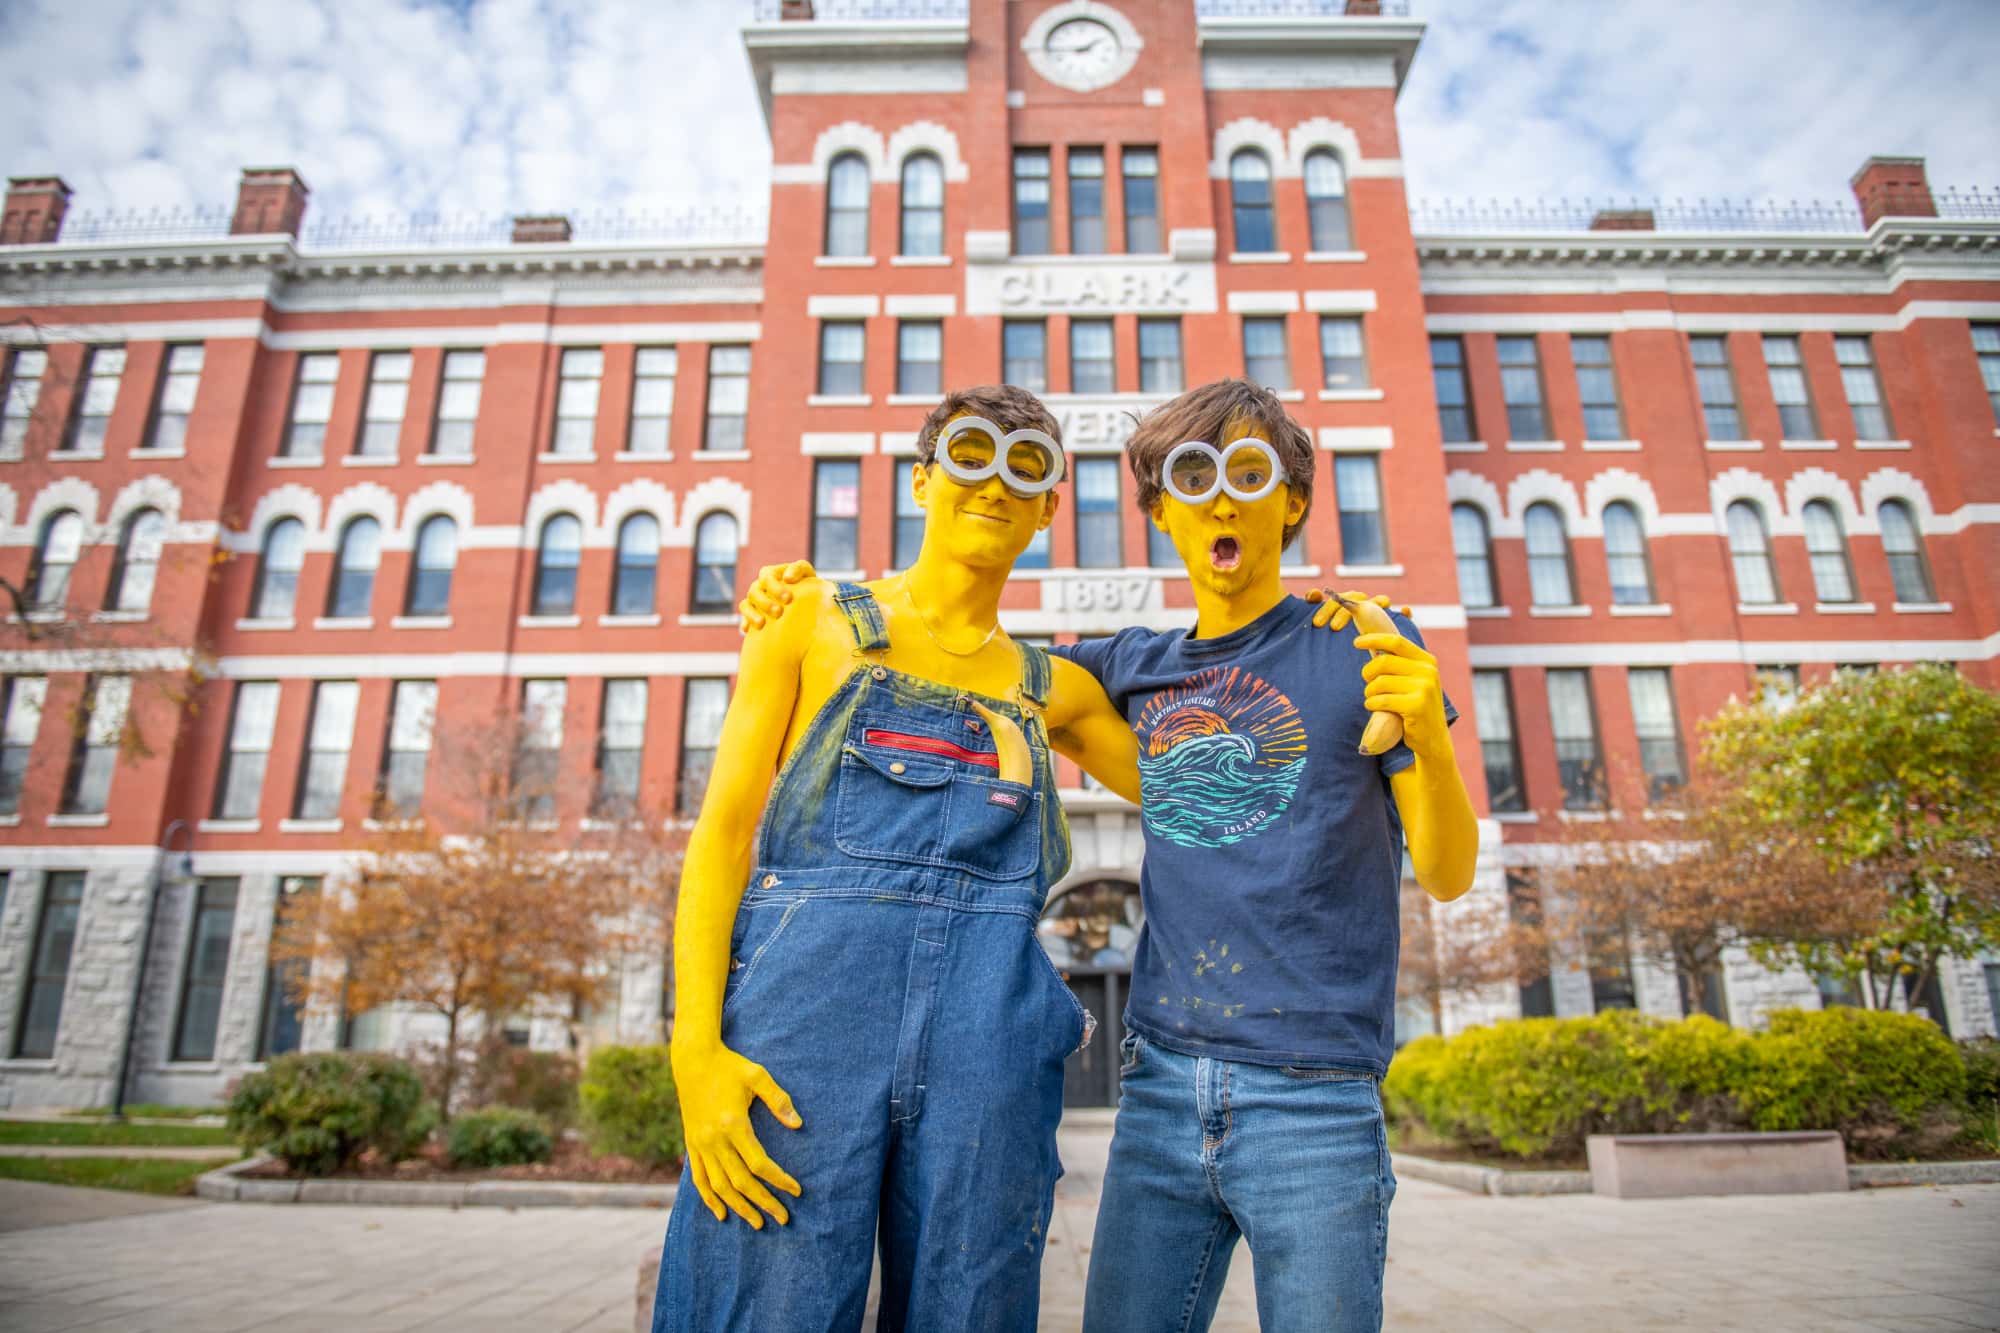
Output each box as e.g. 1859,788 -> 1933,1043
1046,18 -> 1120,84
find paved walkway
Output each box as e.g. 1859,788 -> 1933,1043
1,1119 -> 1996,1331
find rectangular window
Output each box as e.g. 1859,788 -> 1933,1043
1763,335 -> 1817,439
1018,526 -> 1051,570
1430,336 -> 1475,443
1147,516 -> 1177,568
817,322 -> 866,396
516,680 -> 565,822
1689,335 -> 1741,439
704,346 -> 751,452
1139,318 -> 1183,393
429,349 -> 484,457
553,348 -> 602,456
1571,335 -> 1623,440
1069,148 -> 1105,255
897,322 -> 942,396
1,676 -> 47,817
1334,454 -> 1387,565
1470,672 -> 1526,814
1974,325 -> 2000,426
1075,458 -> 1122,569
1627,668 -> 1685,799
379,680 -> 436,817
1243,317 -> 1291,392
1003,320 -> 1048,392
1546,669 -> 1605,811
356,351 -> 411,457
1,347 -> 49,460
1497,336 -> 1549,440
813,460 -> 861,571
1013,149 -> 1051,255
257,879 -> 317,1061
593,679 -> 648,817
893,471 -> 925,569
295,681 -> 358,820
1834,335 -> 1892,440
678,678 -> 730,815
14,871 -> 84,1059
61,675 -> 130,815
627,347 -> 676,456
1122,147 -> 1160,253
1070,319 -> 1115,393
171,878 -> 239,1062
63,346 -> 125,455
1320,317 -> 1368,391
284,353 -> 338,459
145,344 -> 203,453
1590,932 -> 1637,1012
215,681 -> 280,821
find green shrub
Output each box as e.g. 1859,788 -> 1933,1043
225,1053 -> 434,1175
1960,1039 -> 2000,1153
1742,1008 -> 1964,1156
578,1045 -> 683,1166
470,1048 -> 579,1132
447,1106 -> 554,1168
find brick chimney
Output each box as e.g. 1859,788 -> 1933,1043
1590,208 -> 1656,232
1850,156 -> 1935,228
230,167 -> 310,237
1,176 -> 73,245
511,214 -> 573,244
781,0 -> 814,18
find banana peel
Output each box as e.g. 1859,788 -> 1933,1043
1339,594 -> 1407,757
969,699 -> 1034,785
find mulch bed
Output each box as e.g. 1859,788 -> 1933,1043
239,1136 -> 682,1184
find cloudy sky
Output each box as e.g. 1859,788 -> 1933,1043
0,0 -> 1994,229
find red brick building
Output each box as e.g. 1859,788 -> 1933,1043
1,0 -> 1995,1110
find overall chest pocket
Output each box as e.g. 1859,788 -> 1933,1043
833,727 -> 1041,881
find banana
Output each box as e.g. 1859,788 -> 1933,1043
1340,594 -> 1407,757
969,699 -> 1034,785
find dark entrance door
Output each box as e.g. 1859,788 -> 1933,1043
1060,969 -> 1125,1107
1038,879 -> 1143,1109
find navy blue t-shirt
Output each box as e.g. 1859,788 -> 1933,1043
1053,594 -> 1456,1075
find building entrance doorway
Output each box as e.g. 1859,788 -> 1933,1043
1038,879 -> 1143,1108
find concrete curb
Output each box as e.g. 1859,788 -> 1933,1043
1849,1159 -> 2000,1188
1391,1152 -> 1591,1197
195,1155 -> 676,1208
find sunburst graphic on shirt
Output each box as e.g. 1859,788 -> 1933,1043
1134,666 -> 1308,848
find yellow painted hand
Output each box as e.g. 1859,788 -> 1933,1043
1340,596 -> 1409,756
737,560 -> 818,633
969,699 -> 1034,784
1357,628 -> 1452,763
1303,587 -> 1410,632
671,1041 -> 803,1229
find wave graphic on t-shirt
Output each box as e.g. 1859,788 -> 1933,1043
1138,731 -> 1308,848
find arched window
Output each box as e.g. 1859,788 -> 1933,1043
900,153 -> 943,258
1877,499 -> 1935,603
1600,501 -> 1655,606
1229,150 -> 1275,253
612,513 -> 659,616
106,508 -> 166,614
328,516 -> 381,619
252,518 -> 305,620
29,510 -> 83,611
1450,503 -> 1495,608
533,514 -> 582,615
691,512 -> 738,615
1303,148 -> 1350,252
405,515 -> 457,616
1724,501 -> 1778,605
824,152 -> 870,258
1523,502 -> 1575,607
1800,500 -> 1855,604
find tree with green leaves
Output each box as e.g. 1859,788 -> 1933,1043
1704,664 -> 2000,1014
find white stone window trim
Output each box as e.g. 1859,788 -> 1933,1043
807,294 -> 881,319
814,256 -> 878,269
280,818 -> 343,834
519,614 -> 583,629
0,813 -> 18,828
1779,439 -> 1838,451
1493,811 -> 1539,825
1228,251 -> 1292,265
1737,602 -> 1800,616
1318,389 -> 1385,403
416,454 -> 476,467
1441,441 -> 1488,454
130,447 -> 187,461
537,452 -> 598,464
47,449 -> 105,462
312,617 -> 374,631
615,450 -> 675,463
1814,602 -> 1877,615
1894,601 -> 1954,614
390,615 -> 452,630
696,449 -> 753,462
1505,440 -> 1565,453
197,818 -> 260,834
1334,562 -> 1404,579
818,568 -> 866,582
92,610 -> 148,624
891,255 -> 954,268
1272,389 -> 1305,403
808,394 -> 873,408
341,454 -> 398,468
1305,251 -> 1368,264
802,432 -> 876,457
1227,291 -> 1300,315
1465,606 -> 1511,619
1607,603 -> 1674,618
1703,440 -> 1764,452
678,613 -> 739,627
267,456 -> 324,469
1581,439 -> 1642,452
1855,438 -> 1913,451
235,617 -> 295,632
886,394 -> 941,408
47,812 -> 111,828
1528,604 -> 1592,618
601,613 -> 663,628
1304,290 -> 1377,313
1556,809 -> 1614,824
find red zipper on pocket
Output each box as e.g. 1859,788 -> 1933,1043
863,729 -> 998,770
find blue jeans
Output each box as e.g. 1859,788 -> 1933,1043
1083,1031 -> 1395,1333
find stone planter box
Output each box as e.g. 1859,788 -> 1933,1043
1586,1131 -> 1847,1199
195,1155 -> 676,1208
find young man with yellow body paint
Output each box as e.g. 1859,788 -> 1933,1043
737,378 -> 1477,1332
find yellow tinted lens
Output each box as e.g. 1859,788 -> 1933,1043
1226,449 -> 1272,492
1005,442 -> 1050,482
946,432 -> 996,470
1170,453 -> 1217,496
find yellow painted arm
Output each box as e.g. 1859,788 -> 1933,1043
669,582 -> 826,1228
1044,656 -> 1144,805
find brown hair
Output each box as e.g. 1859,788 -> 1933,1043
1125,378 -> 1314,548
913,384 -> 1063,465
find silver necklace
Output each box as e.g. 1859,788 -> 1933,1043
899,576 -> 1001,658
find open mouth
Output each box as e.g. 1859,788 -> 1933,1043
1209,535 -> 1241,570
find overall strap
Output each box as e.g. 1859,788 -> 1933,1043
832,582 -> 892,655
1015,640 -> 1053,716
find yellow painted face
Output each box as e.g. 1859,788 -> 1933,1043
913,413 -> 1063,570
1149,415 -> 1306,597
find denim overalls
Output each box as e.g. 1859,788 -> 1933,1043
654,583 -> 1083,1333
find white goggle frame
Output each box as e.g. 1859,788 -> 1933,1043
1162,438 -> 1288,505
932,416 -> 1066,497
